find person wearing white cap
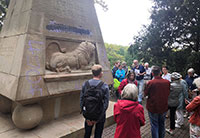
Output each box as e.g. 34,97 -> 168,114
166,72 -> 183,135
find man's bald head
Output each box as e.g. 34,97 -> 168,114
133,60 -> 138,66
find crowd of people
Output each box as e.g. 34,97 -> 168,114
80,61 -> 200,138
111,60 -> 200,138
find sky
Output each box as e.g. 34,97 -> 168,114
95,0 -> 153,46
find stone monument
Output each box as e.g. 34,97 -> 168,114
0,0 -> 112,130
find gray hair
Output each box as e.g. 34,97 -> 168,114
121,84 -> 138,101
122,61 -> 127,65
193,77 -> 200,88
144,62 -> 149,66
188,68 -> 195,73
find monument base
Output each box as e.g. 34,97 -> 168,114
0,101 -> 115,138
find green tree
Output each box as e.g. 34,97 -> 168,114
149,0 -> 200,52
131,0 -> 200,75
105,43 -> 131,68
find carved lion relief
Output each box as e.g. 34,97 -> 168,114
46,41 -> 96,73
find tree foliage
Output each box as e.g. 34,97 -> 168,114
105,43 -> 133,68
150,0 -> 200,52
129,0 -> 200,76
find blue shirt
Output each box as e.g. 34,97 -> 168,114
185,75 -> 198,90
132,65 -> 145,80
115,69 -> 126,82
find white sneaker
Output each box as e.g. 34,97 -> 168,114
184,113 -> 188,118
166,128 -> 174,135
175,123 -> 181,128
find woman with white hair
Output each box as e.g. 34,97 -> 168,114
185,68 -> 198,93
114,84 -> 145,138
186,77 -> 200,138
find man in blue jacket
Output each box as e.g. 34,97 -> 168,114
80,65 -> 109,138
131,60 -> 146,104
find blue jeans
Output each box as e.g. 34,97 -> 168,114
148,111 -> 167,138
137,79 -> 144,102
84,120 -> 105,138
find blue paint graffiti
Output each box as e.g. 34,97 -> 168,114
26,40 -> 44,96
74,80 -> 82,91
46,21 -> 91,35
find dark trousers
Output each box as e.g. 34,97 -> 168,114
168,106 -> 177,130
84,120 -> 105,138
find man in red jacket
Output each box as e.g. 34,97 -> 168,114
144,66 -> 170,138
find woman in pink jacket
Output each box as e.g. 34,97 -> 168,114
114,84 -> 145,138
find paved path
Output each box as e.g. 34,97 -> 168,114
102,98 -> 190,138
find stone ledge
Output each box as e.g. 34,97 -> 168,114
44,73 -> 93,82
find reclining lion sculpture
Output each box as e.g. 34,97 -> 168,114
47,41 -> 96,73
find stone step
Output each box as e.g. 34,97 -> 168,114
0,101 -> 115,138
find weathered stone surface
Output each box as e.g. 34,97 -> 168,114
0,0 -> 112,102
0,129 -> 38,138
0,113 -> 15,134
39,93 -> 80,123
1,0 -> 32,37
16,76 -> 49,101
12,104 -> 43,129
10,34 -> 27,76
0,95 -> 12,113
0,73 -> 18,101
59,92 -> 80,117
20,34 -> 46,77
1,10 -> 31,37
0,36 -> 19,74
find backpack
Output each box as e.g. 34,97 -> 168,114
82,81 -> 104,121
